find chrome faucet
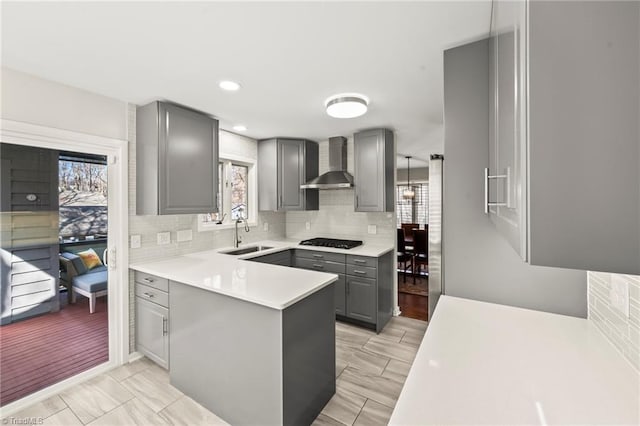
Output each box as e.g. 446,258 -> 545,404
233,217 -> 250,248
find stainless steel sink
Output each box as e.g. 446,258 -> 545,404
220,245 -> 273,256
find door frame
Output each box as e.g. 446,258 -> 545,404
0,119 -> 129,415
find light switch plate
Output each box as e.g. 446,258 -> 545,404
263,222 -> 269,232
177,229 -> 192,242
130,234 -> 141,249
610,275 -> 630,318
305,222 -> 311,230
157,232 -> 171,245
368,225 -> 377,234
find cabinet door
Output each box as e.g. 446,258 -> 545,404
277,140 -> 304,211
488,0 -> 525,257
159,103 -> 218,215
354,130 -> 384,212
136,297 -> 169,368
334,274 -> 346,316
346,276 -> 376,323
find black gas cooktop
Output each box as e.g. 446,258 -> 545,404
299,238 -> 363,250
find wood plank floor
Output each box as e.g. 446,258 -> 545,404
397,273 -> 428,322
0,296 -> 108,406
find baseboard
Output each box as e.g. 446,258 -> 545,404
127,351 -> 144,362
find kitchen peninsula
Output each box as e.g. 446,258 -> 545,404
130,249 -> 338,426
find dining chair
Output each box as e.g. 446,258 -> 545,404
412,229 -> 428,284
397,229 -> 413,283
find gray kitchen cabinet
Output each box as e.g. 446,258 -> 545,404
345,276 -> 376,323
488,1 -> 524,256
486,0 -> 640,274
136,101 -> 219,215
258,138 -> 319,211
354,129 -> 394,212
293,249 -> 393,332
248,250 -> 293,267
134,271 -> 169,368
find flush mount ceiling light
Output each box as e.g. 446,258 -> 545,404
219,80 -> 241,91
233,125 -> 247,132
324,93 -> 369,119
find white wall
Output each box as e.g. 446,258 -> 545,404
1,68 -> 127,140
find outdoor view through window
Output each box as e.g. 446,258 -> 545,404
59,155 -> 108,242
203,161 -> 248,224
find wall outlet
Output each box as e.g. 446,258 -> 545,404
610,275 -> 630,318
305,222 -> 311,230
177,229 -> 192,242
263,222 -> 269,232
130,234 -> 141,249
368,225 -> 377,234
157,232 -> 171,245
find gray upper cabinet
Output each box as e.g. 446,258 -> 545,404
258,138 -> 319,211
354,129 -> 394,212
488,0 -> 640,274
136,101 -> 219,215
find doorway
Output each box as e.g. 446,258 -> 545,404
0,120 -> 128,413
396,159 -> 429,321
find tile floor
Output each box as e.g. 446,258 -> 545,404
3,316 -> 427,426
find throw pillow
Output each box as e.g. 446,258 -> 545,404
77,248 -> 103,270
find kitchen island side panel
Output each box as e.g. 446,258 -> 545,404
169,281 -> 283,426
282,283 -> 335,426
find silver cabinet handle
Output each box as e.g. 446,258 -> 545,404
353,270 -> 367,275
312,264 -> 324,269
312,254 -> 324,258
355,195 -> 359,208
162,317 -> 168,335
143,292 -> 154,298
484,167 -> 508,214
353,259 -> 366,264
143,277 -> 154,283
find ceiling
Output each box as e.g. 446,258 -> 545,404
1,1 -> 491,168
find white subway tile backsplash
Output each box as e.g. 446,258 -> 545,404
588,271 -> 640,372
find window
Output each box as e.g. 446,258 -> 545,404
396,183 -> 429,228
58,154 -> 108,242
200,156 -> 256,229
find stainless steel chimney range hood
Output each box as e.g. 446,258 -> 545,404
301,136 -> 354,189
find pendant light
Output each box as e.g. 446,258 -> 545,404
403,156 -> 415,199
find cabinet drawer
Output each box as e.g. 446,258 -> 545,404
346,264 -> 377,280
295,249 -> 346,264
134,271 -> 169,292
346,255 -> 377,268
135,283 -> 169,308
295,257 -> 346,274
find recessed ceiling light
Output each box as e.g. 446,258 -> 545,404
219,80 -> 241,91
325,93 -> 369,119
233,125 -> 247,132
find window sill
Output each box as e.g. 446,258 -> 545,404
197,221 -> 258,232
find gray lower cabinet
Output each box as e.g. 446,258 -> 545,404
134,271 -> 169,368
293,249 -> 393,332
136,101 -> 219,215
248,250 -> 292,267
258,138 -> 319,211
354,129 -> 394,212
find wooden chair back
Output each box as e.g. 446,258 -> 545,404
412,229 -> 428,257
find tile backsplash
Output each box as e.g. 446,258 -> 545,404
285,137 -> 395,245
588,271 -> 640,372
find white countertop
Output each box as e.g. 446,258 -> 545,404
390,296 -> 640,425
130,248 -> 337,310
